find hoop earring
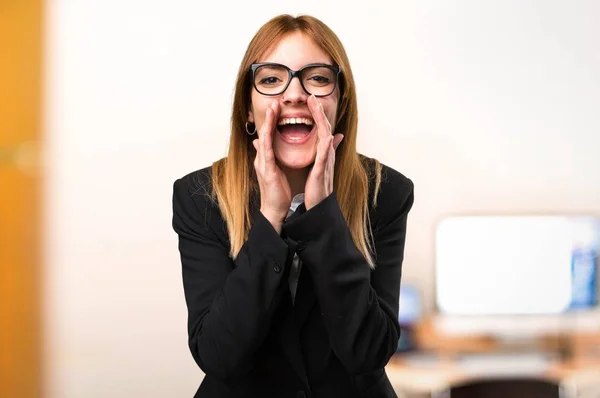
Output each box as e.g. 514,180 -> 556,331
245,122 -> 256,136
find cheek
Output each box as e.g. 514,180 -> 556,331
249,94 -> 266,125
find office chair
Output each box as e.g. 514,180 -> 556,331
440,378 -> 560,398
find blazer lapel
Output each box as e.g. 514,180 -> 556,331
293,265 -> 317,329
275,287 -> 310,387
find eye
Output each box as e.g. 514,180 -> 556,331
259,76 -> 282,85
303,66 -> 335,87
308,75 -> 331,84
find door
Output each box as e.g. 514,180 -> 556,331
0,0 -> 44,396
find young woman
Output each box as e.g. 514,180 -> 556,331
172,14 -> 414,398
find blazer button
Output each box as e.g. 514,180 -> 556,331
296,242 -> 306,251
273,262 -> 281,273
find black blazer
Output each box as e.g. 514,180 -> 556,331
172,157 -> 414,398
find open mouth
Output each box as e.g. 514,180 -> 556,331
276,117 -> 316,144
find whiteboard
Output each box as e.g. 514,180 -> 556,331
435,216 -> 584,315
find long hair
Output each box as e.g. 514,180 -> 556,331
211,14 -> 382,268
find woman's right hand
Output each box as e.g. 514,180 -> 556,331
252,100 -> 291,234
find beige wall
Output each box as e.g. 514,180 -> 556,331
43,1 -> 600,397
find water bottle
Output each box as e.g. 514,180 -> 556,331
569,218 -> 599,310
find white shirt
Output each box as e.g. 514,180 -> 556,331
287,193 -> 304,304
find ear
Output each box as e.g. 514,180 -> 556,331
248,108 -> 254,123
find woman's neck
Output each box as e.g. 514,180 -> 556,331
280,165 -> 310,198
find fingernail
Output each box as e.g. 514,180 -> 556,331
271,100 -> 277,108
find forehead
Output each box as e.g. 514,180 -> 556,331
259,31 -> 333,70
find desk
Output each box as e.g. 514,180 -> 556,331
386,354 -> 600,396
384,317 -> 600,397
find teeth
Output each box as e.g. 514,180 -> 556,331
277,117 -> 314,126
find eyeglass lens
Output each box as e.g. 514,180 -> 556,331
254,65 -> 336,96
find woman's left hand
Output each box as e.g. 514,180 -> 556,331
304,95 -> 344,210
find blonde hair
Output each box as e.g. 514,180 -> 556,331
211,14 -> 382,268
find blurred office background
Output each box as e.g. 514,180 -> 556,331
1,0 -> 599,397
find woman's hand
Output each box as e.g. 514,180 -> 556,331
304,95 -> 344,210
252,100 -> 291,234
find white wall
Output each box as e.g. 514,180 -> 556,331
43,0 -> 600,397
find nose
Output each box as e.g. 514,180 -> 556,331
281,76 -> 308,105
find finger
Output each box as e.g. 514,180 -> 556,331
308,95 -> 331,142
252,138 -> 262,171
271,99 -> 280,121
259,104 -> 275,139
270,99 -> 280,145
333,134 -> 344,150
313,127 -> 333,172
252,137 -> 260,157
262,101 -> 278,173
314,135 -> 334,175
308,96 -> 333,165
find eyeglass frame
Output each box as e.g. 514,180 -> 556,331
249,62 -> 342,98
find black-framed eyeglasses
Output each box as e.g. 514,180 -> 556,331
250,62 -> 341,97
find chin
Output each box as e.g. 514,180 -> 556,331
274,149 -> 316,170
